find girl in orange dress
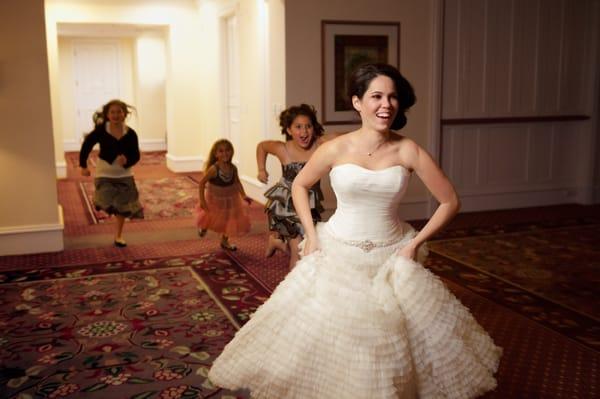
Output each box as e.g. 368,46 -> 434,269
196,139 -> 252,250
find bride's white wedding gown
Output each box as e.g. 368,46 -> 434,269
209,163 -> 501,398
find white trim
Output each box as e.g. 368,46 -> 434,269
56,160 -> 67,179
0,206 -> 64,255
165,153 -> 204,173
63,139 -> 81,152
139,139 -> 167,152
240,174 -> 267,205
0,222 -> 64,235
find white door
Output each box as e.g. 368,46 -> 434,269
73,41 -> 120,142
225,15 -> 241,154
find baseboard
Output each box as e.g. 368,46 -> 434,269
398,199 -> 431,220
574,185 -> 596,204
56,160 -> 67,179
458,187 -> 588,212
592,185 -> 600,204
240,174 -> 267,205
140,139 -> 167,152
63,139 -> 80,152
165,153 -> 204,173
0,205 -> 64,256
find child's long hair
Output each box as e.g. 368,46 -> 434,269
92,99 -> 136,126
204,139 -> 234,173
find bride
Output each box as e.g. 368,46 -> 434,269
208,63 -> 501,398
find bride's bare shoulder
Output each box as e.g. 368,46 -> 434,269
320,131 -> 354,151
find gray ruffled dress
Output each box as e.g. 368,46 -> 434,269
264,162 -> 324,240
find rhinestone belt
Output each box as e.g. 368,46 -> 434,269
326,232 -> 399,253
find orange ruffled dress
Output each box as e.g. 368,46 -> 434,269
196,164 -> 250,236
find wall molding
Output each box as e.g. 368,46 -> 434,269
165,153 -> 204,173
63,139 -> 80,152
458,186 -> 591,212
56,160 -> 67,179
240,174 -> 267,205
0,206 -> 64,256
442,115 -> 590,125
140,139 -> 167,152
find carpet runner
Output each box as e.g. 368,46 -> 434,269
80,176 -> 199,224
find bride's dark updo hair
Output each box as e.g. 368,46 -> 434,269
347,63 -> 416,130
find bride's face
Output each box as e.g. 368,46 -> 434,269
353,75 -> 399,132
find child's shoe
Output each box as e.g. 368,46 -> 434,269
220,238 -> 237,251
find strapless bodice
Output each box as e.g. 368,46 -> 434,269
325,163 -> 411,241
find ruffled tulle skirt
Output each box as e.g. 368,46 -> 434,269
196,183 -> 250,236
209,223 -> 501,398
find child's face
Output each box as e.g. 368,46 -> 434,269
107,104 -> 126,124
215,144 -> 233,162
286,115 -> 314,149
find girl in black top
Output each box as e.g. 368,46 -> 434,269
196,139 -> 252,250
79,99 -> 143,247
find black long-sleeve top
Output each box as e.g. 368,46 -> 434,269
79,125 -> 140,169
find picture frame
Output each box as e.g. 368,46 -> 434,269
321,20 -> 400,125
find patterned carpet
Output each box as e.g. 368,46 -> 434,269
80,176 -> 200,224
0,252 -> 271,399
428,220 -> 600,352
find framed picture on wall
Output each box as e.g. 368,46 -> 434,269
321,20 -> 400,125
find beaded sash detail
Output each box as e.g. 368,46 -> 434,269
325,227 -> 400,252
336,238 -> 398,252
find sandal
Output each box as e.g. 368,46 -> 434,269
220,241 -> 237,251
114,239 -> 127,248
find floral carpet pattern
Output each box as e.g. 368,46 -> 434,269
80,176 -> 199,224
0,252 -> 270,399
428,221 -> 600,351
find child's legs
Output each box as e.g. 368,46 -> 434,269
288,236 -> 301,270
115,215 -> 126,240
266,232 -> 287,256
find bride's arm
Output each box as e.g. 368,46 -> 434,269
291,142 -> 337,254
399,139 -> 460,259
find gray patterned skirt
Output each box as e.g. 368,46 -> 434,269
93,177 -> 144,219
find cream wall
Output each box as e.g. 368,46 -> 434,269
45,0 -> 286,194
45,0 -> 206,173
0,0 -> 63,255
134,32 -> 167,147
285,0 -> 437,218
210,0 -> 287,201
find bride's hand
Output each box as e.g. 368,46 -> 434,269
396,241 -> 418,260
300,236 -> 320,257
